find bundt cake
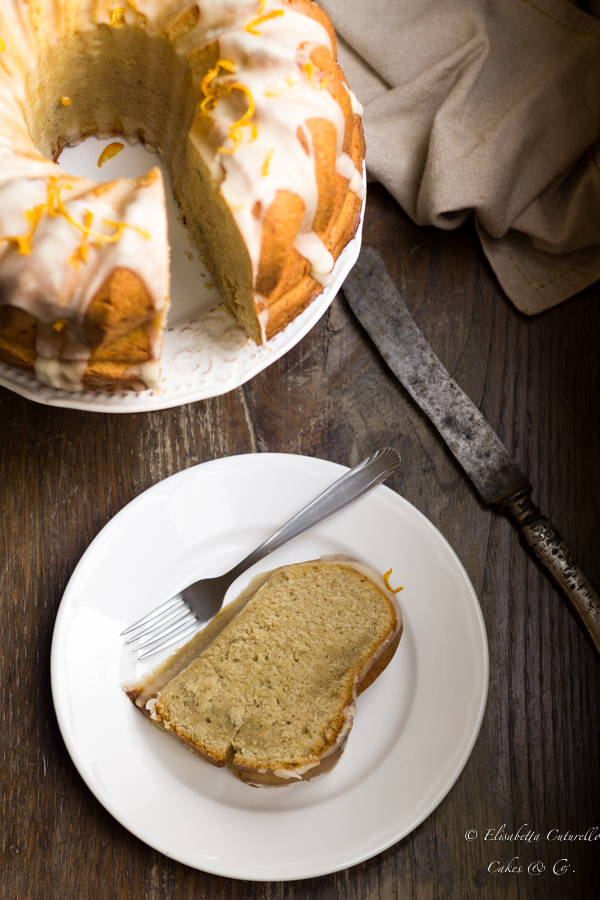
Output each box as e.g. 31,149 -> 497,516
0,0 -> 365,392
124,557 -> 402,786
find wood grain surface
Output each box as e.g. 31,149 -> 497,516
1,183 -> 599,900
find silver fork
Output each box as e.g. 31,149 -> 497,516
122,448 -> 401,659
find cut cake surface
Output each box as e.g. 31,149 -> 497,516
125,557 -> 402,786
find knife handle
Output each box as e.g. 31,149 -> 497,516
502,491 -> 600,654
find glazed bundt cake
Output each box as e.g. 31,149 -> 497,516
0,0 -> 365,392
125,557 -> 402,786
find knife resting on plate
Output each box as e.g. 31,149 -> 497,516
343,245 -> 600,656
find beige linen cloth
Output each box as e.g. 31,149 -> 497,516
320,0 -> 600,314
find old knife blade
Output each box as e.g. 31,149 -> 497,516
344,245 -> 600,655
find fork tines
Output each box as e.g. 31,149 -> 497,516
121,594 -> 202,660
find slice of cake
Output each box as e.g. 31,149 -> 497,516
125,556 -> 402,786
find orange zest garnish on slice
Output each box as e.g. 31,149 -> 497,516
103,219 -> 150,241
109,7 -> 126,25
98,142 -> 125,167
69,210 -> 94,267
2,204 -> 44,255
58,192 -> 150,244
47,177 -> 59,216
54,186 -> 93,235
1,178 -> 150,260
383,569 -> 403,594
55,184 -> 150,244
61,96 -> 72,105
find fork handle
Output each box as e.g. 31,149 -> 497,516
227,448 -> 401,582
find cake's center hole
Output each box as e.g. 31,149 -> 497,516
58,136 -> 159,181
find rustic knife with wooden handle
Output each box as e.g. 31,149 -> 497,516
344,245 -> 600,656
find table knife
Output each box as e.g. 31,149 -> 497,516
343,245 -> 600,655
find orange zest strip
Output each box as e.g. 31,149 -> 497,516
2,204 -> 45,255
61,96 -> 72,105
98,141 -> 125,167
383,569 -> 403,594
200,59 -> 238,119
1,178 -> 62,255
1,179 -> 150,260
218,83 -> 257,154
200,62 -> 264,153
200,59 -> 237,101
218,129 -> 242,155
302,62 -> 317,87
103,219 -> 151,241
69,210 -> 94,268
109,7 -> 126,25
228,83 -> 255,129
246,9 -> 284,35
262,149 -> 273,177
47,177 -> 59,216
55,186 -> 96,237
55,185 -> 150,243
303,62 -> 327,90
265,83 -> 289,98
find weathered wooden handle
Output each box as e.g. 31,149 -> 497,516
502,491 -> 600,655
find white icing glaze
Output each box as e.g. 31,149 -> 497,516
294,231 -> 334,284
343,81 -> 363,116
34,356 -> 88,390
257,759 -> 320,778
145,696 -> 159,719
336,151 -> 366,200
0,0 -> 362,388
136,358 -> 162,390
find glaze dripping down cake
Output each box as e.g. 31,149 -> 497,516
125,558 -> 402,786
0,0 -> 365,392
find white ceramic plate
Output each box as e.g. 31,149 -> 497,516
51,453 -> 488,881
0,137 -> 364,413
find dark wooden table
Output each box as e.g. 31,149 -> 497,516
2,183 -> 599,900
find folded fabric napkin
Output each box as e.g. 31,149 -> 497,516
321,0 -> 600,314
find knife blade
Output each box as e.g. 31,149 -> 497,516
344,245 -> 600,655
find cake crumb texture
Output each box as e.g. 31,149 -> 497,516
148,561 -> 400,781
